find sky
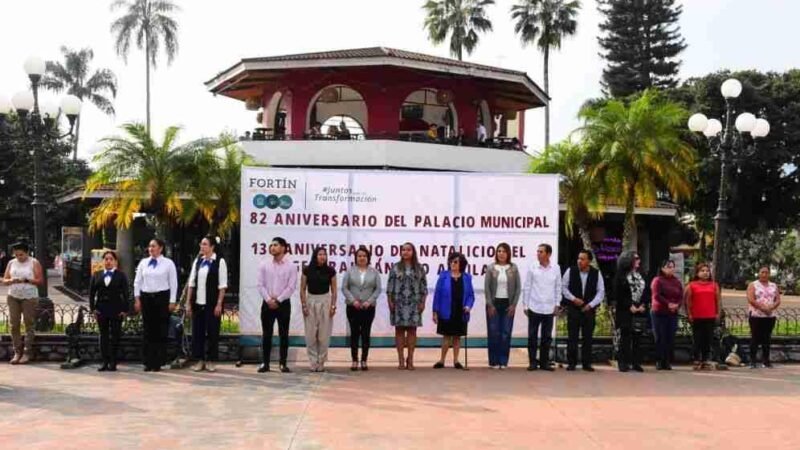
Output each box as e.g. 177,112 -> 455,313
1,0 -> 798,160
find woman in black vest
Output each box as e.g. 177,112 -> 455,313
89,250 -> 129,372
186,236 -> 228,372
612,251 -> 650,372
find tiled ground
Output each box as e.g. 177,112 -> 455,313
1,348 -> 799,450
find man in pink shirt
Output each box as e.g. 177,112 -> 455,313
256,237 -> 298,373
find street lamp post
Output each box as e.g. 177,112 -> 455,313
688,78 -> 770,284
0,56 -> 82,299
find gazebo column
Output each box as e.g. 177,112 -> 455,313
290,89 -> 314,138
365,91 -> 402,138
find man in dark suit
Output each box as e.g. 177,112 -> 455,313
561,249 -> 606,371
89,250 -> 130,372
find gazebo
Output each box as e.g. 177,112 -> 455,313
205,47 -> 548,171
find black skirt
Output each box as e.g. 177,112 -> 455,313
437,276 -> 466,336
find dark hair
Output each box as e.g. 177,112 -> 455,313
272,237 -> 288,249
616,251 -> 639,274
11,241 -> 30,253
202,235 -> 218,250
658,259 -> 676,277
150,238 -> 166,249
354,246 -> 371,265
102,250 -> 118,261
538,243 -> 553,255
691,262 -> 713,282
305,246 -> 334,278
495,242 -> 512,264
399,242 -> 423,277
578,249 -> 594,262
448,252 -> 468,273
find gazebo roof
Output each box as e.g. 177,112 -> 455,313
205,46 -> 548,110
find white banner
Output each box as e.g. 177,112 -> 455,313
239,167 -> 559,339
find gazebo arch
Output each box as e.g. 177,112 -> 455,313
399,88 -> 459,139
306,85 -> 368,134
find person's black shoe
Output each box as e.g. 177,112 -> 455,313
108,364 -> 117,372
257,364 -> 270,373
632,365 -> 644,372
655,361 -> 664,370
582,365 -> 595,372
360,362 -> 369,371
98,364 -> 109,372
144,366 -> 152,372
151,366 -> 161,372
454,362 -> 464,370
280,365 -> 291,373
566,365 -> 577,371
527,365 -> 538,371
540,365 -> 555,372
749,363 -> 759,369
618,365 -> 629,373
764,362 -> 774,368
433,361 -> 445,369
351,362 -> 359,372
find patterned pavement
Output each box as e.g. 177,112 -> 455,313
1,348 -> 799,449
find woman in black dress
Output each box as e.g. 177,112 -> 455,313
432,253 -> 475,369
89,250 -> 129,372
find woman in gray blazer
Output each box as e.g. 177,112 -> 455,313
484,243 -> 522,369
342,246 -> 382,371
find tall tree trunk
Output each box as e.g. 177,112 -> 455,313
543,46 -> 550,150
72,115 -> 81,161
623,186 -> 638,251
145,34 -> 151,136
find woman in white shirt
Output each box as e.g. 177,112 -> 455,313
134,238 -> 178,372
186,236 -> 228,372
2,241 -> 44,364
484,243 -> 521,369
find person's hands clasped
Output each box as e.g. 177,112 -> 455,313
267,298 -> 280,310
353,300 -> 362,310
582,304 -> 593,313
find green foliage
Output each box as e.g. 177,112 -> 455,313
578,90 -> 697,249
423,0 -> 494,61
529,140 -> 603,249
730,229 -> 800,294
597,0 -> 686,98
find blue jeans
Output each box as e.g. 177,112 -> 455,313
486,299 -> 514,366
651,312 -> 678,365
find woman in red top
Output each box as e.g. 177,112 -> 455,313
684,263 -> 721,370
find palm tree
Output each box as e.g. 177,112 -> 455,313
86,122 -> 200,238
579,90 -> 696,250
530,140 -> 604,251
40,46 -> 118,160
423,0 -> 494,61
182,134 -> 256,237
511,0 -> 581,149
110,0 -> 180,134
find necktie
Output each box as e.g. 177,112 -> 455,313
148,258 -> 158,268
201,259 -> 211,269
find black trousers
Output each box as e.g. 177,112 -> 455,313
618,326 -> 643,368
192,304 -> 221,361
749,316 -> 776,364
692,318 -> 716,362
98,313 -> 122,365
567,307 -> 596,367
527,312 -> 554,368
347,305 -> 376,362
261,300 -> 291,366
141,291 -> 170,369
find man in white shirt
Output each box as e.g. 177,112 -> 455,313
476,121 -> 487,143
522,243 -> 562,371
561,249 -> 605,372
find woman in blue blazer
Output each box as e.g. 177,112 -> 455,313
432,252 -> 475,369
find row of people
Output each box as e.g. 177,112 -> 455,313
1,238 -> 782,372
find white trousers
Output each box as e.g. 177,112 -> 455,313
304,293 -> 333,370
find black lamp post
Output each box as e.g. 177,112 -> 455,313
0,56 -> 82,299
688,78 -> 770,284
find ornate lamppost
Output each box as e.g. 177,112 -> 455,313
0,56 -> 82,299
687,78 -> 770,283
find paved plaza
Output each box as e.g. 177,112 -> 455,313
1,348 -> 799,450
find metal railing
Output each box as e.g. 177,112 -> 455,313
242,131 -> 527,151
1,303 -> 798,337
